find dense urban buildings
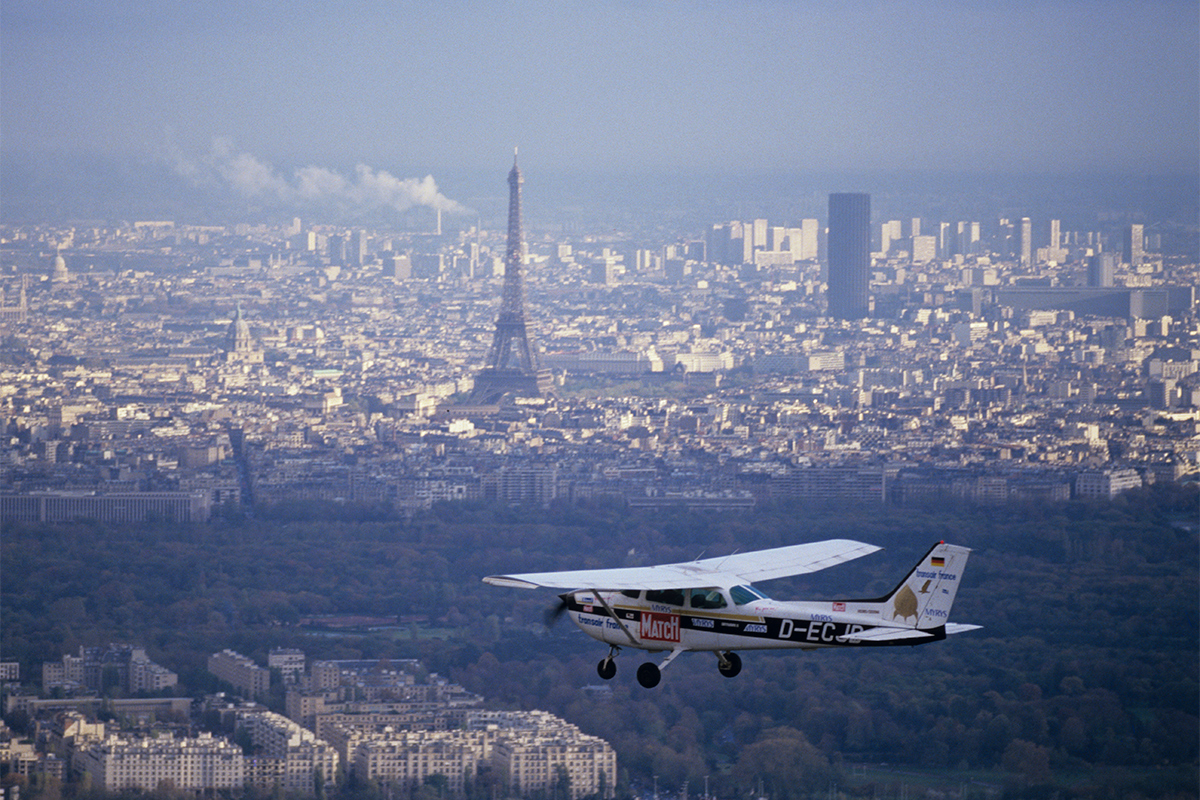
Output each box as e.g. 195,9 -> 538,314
0,177 -> 1196,525
41,645 -> 177,695
6,646 -> 615,799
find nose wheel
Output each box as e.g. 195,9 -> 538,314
596,647 -> 619,680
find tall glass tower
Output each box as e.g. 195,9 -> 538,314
827,193 -> 871,320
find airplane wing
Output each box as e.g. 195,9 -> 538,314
483,539 -> 881,590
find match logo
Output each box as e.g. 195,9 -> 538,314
640,612 -> 680,642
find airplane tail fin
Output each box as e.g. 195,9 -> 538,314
875,542 -> 972,630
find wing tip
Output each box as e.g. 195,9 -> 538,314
482,576 -> 541,590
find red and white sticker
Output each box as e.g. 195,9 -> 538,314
640,612 -> 680,642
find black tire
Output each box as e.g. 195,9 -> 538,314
718,652 -> 742,678
597,658 -> 617,680
636,662 -> 661,688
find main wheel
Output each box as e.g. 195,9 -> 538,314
718,652 -> 742,678
636,662 -> 661,688
597,658 -> 617,680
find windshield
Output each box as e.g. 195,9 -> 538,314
730,585 -> 768,605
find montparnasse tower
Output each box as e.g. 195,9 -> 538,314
471,149 -> 552,403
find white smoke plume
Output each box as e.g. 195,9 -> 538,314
174,138 -> 469,215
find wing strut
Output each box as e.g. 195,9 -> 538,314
590,589 -> 640,647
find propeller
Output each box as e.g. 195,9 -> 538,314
544,593 -> 572,627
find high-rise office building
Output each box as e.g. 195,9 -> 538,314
351,229 -> 368,267
1123,224 -> 1144,266
938,222 -> 952,257
751,219 -> 769,251
912,235 -> 937,264
1018,217 -> 1033,268
1087,254 -> 1116,287
705,222 -> 752,266
799,219 -> 819,260
827,193 -> 871,320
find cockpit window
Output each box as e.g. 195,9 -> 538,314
730,585 -> 767,605
689,588 -> 727,609
620,590 -> 641,599
645,589 -> 685,606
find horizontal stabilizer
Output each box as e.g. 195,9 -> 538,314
944,623 -> 982,635
841,627 -> 936,643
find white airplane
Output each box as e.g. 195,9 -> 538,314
484,539 -> 980,688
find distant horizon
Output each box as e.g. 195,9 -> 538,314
2,150 -> 1196,236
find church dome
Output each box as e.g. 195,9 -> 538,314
50,253 -> 69,282
227,305 -> 253,352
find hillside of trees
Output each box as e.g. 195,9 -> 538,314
3,484 -> 1197,799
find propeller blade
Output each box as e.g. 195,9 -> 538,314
544,593 -> 571,627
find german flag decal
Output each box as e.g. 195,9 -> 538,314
930,556 -> 945,567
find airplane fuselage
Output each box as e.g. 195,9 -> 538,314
565,591 -> 946,652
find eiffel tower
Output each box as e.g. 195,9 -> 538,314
471,150 -> 553,402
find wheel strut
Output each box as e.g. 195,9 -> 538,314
597,646 -> 620,680
717,651 -> 742,678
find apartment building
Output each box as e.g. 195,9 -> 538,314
236,711 -> 338,794
74,734 -> 243,792
208,650 -> 269,698
352,729 -> 495,795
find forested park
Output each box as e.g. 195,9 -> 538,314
3,483 -> 1197,800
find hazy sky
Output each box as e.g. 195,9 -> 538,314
2,0 -> 1197,179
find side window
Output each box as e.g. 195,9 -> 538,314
730,585 -> 766,606
645,589 -> 684,606
689,589 -> 727,610
620,590 -> 641,599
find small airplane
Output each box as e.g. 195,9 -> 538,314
484,539 -> 979,688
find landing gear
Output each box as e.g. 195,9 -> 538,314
597,646 -> 619,680
636,662 -> 661,688
717,651 -> 742,678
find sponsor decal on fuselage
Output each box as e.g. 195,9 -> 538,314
576,614 -> 623,631
640,612 -> 680,642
